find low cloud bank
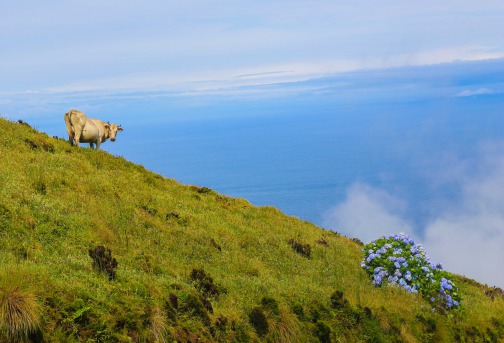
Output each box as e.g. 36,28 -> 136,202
323,183 -> 414,242
323,142 -> 504,288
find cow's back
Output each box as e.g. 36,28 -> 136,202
65,109 -> 87,130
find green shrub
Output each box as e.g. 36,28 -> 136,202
314,320 -> 331,343
165,212 -> 189,226
330,290 -> 349,309
89,245 -> 118,280
24,138 -> 55,153
291,302 -> 305,320
162,294 -> 178,324
168,292 -> 179,309
249,306 -> 268,337
288,238 -> 311,258
214,314 -> 228,328
140,204 -> 158,216
210,238 -> 222,251
351,237 -> 364,246
179,292 -> 211,325
0,204 -> 11,230
189,268 -> 223,298
195,186 -> 213,194
316,236 -> 329,246
260,296 -> 280,316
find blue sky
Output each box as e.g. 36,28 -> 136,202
2,1 -> 504,97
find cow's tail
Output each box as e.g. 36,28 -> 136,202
64,110 -> 75,144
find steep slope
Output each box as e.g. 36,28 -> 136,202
0,117 -> 503,342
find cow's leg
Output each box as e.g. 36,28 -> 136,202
74,130 -> 82,148
95,140 -> 101,150
90,143 -> 94,149
68,132 -> 75,146
64,112 -> 75,146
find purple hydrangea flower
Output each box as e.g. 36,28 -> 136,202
362,233 -> 461,310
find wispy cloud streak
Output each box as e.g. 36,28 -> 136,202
455,88 -> 494,97
2,1 -> 504,93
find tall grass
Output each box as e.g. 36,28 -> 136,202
0,268 -> 41,342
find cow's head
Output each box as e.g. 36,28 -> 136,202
106,123 -> 123,142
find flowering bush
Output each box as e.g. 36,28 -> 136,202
361,233 -> 461,311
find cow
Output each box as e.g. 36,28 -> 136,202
64,109 -> 123,150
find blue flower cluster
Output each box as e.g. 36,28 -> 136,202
361,233 -> 461,311
437,278 -> 460,308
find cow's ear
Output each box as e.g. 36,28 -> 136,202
118,126 -> 123,132
105,124 -> 110,130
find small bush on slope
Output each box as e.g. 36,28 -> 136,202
89,245 -> 118,280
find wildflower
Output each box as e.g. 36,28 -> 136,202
440,278 -> 453,291
362,233 -> 461,311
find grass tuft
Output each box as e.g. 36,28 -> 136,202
0,271 -> 41,341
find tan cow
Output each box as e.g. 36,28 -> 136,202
64,109 -> 123,150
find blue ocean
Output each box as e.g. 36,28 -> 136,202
122,99 -> 502,227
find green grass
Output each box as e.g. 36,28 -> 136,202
1,116 -> 503,342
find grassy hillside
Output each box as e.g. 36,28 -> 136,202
0,117 -> 503,342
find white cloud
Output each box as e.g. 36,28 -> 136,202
323,183 -> 413,243
423,142 -> 504,287
324,142 -> 504,288
455,88 -> 494,97
2,1 -> 504,93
